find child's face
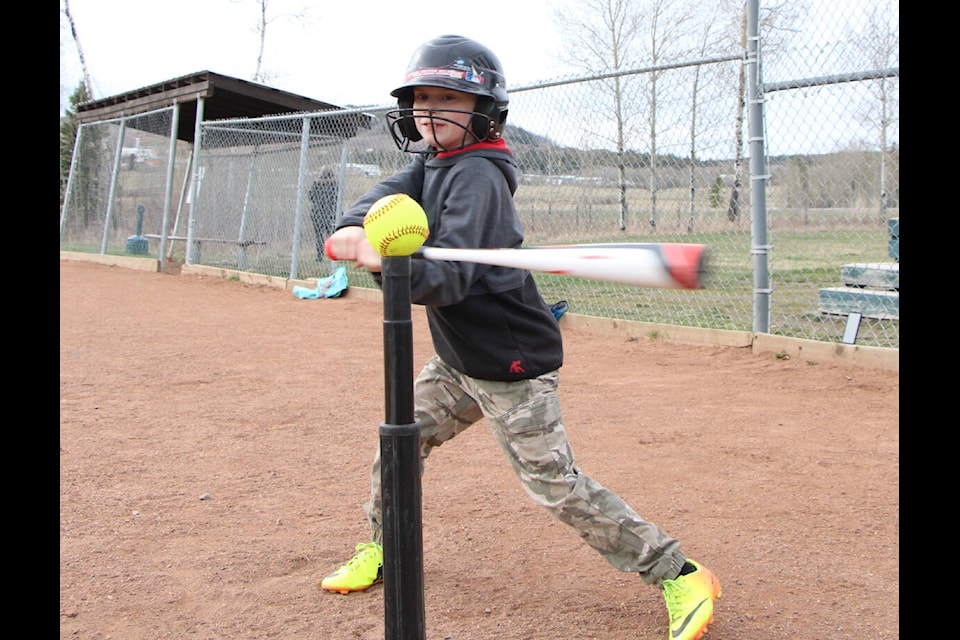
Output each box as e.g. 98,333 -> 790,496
411,86 -> 480,150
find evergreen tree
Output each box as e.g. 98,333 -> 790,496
60,81 -> 90,206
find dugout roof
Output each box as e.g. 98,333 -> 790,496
74,70 -> 374,143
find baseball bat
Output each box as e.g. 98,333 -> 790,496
325,238 -> 707,289
415,243 -> 707,289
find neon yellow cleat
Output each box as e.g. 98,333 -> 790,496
319,542 -> 383,594
661,559 -> 721,640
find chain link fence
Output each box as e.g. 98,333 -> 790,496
60,108 -> 182,254
60,0 -> 898,350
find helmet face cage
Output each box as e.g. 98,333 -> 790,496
387,35 -> 509,153
385,103 -> 497,154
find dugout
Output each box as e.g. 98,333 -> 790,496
72,70 -> 372,144
62,71 -> 375,274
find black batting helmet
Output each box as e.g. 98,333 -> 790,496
386,35 -> 509,151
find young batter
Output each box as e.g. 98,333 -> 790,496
320,34 -> 721,640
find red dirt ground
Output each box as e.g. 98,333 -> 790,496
60,258 -> 899,640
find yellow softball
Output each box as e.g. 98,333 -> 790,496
363,193 -> 430,257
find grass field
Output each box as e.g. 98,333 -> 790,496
62,187 -> 899,350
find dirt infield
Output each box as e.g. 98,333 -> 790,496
60,258 -> 899,640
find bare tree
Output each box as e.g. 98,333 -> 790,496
62,0 -> 95,100
555,0 -> 642,231
726,9 -> 747,223
685,0 -> 741,232
253,0 -> 270,83
641,0 -> 693,229
726,1 -> 803,224
242,0 -> 308,84
557,0 -> 695,231
845,1 -> 899,222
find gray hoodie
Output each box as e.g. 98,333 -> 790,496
337,141 -> 563,381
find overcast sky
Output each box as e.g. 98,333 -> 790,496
60,0 -> 576,116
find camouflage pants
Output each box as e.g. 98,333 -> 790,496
364,355 -> 686,584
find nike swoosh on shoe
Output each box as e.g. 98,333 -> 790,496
672,599 -> 708,638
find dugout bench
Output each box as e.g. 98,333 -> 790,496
144,234 -> 266,269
